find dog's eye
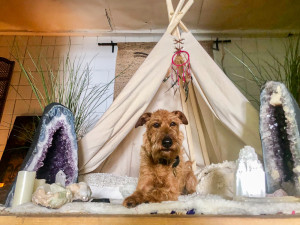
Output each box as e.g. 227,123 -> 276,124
170,122 -> 177,126
153,123 -> 160,128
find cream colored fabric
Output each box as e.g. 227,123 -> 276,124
95,82 -> 193,177
78,32 -> 177,174
78,31 -> 262,176
182,32 -> 262,160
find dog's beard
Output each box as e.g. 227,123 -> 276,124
150,141 -> 180,165
145,130 -> 183,165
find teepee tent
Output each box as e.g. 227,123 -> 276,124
78,0 -> 262,177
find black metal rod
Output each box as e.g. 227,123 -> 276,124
98,41 -> 118,53
213,38 -> 231,51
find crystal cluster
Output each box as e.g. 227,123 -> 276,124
31,182 -> 91,209
79,173 -> 138,199
66,182 -> 92,202
197,161 -> 236,199
5,103 -> 78,207
32,183 -> 72,209
235,146 -> 266,198
260,81 -> 300,196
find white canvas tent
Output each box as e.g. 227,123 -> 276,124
78,0 -> 262,177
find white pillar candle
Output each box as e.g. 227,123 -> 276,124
33,179 -> 46,192
12,171 -> 36,208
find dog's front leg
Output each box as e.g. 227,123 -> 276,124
123,178 -> 154,208
183,161 -> 197,194
147,187 -> 179,203
123,190 -> 147,208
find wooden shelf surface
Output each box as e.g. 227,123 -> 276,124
1,214 -> 300,225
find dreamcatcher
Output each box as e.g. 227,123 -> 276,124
164,38 -> 192,101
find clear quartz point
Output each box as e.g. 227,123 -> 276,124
55,170 -> 66,187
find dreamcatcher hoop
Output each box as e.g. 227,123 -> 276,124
171,50 -> 190,67
163,43 -> 192,101
171,50 -> 191,84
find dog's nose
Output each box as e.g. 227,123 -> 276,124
162,137 -> 173,148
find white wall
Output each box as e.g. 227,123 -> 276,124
0,35 -> 120,156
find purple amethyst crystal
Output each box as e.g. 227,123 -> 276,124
186,209 -> 195,215
260,81 -> 300,196
5,103 -> 78,206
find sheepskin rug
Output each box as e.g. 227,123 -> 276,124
2,161 -> 300,215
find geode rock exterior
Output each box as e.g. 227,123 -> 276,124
260,81 -> 300,196
5,103 -> 78,206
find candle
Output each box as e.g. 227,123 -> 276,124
12,171 -> 36,208
33,179 -> 46,192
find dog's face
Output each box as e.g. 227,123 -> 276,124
135,110 -> 188,164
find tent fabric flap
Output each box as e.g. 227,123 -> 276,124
182,31 -> 262,156
78,32 -> 176,174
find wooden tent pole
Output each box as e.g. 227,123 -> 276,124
166,0 -> 194,34
189,82 -> 210,165
166,0 -> 197,171
166,0 -> 182,37
168,0 -> 185,33
166,0 -> 189,33
166,0 -> 211,167
177,55 -> 210,165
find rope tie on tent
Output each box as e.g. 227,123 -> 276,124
164,38 -> 192,101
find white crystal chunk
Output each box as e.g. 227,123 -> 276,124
235,146 -> 266,198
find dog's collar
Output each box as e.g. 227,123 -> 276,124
158,156 -> 180,167
172,156 -> 180,168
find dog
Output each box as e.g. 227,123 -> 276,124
123,109 -> 197,208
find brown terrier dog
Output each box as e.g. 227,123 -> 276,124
123,109 -> 197,208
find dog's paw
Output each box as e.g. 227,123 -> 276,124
123,196 -> 141,208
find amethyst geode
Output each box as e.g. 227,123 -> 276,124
5,103 -> 78,206
260,81 -> 300,196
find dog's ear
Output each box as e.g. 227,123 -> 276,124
172,111 -> 188,125
135,112 -> 152,128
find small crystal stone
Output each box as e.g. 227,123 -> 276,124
55,170 -> 67,187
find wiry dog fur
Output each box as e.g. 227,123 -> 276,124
123,109 -> 197,208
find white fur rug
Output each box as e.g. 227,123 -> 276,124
4,193 -> 300,215
2,161 -> 300,215
78,161 -> 236,200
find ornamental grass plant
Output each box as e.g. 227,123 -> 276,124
12,44 -> 128,139
222,35 -> 300,108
